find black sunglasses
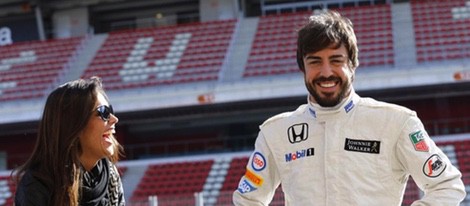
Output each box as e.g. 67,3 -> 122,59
96,105 -> 114,121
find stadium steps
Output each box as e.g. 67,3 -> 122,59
202,157 -> 231,206
391,2 -> 417,67
121,164 -> 148,202
60,34 -> 109,83
0,173 -> 13,206
218,17 -> 259,82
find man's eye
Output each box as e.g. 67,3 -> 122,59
308,61 -> 320,65
332,59 -> 344,64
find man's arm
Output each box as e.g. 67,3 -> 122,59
396,115 -> 466,205
233,130 -> 281,206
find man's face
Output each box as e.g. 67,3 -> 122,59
303,44 -> 354,107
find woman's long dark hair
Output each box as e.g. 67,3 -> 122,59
14,77 -> 123,206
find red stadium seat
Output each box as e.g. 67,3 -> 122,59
81,19 -> 237,90
411,0 -> 470,63
0,37 -> 83,101
131,160 -> 214,202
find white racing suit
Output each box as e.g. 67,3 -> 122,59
233,91 -> 465,205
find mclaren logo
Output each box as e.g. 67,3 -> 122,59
287,123 -> 308,144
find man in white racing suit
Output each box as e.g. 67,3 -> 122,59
232,10 -> 466,205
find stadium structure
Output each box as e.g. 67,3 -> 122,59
0,0 -> 470,205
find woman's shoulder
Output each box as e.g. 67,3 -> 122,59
15,170 -> 50,205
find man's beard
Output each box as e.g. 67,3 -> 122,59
306,76 -> 351,107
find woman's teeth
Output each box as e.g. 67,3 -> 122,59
103,131 -> 112,137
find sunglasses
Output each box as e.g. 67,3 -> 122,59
96,105 -> 114,121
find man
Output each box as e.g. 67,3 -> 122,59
232,10 -> 466,205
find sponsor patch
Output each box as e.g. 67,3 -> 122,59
308,108 -> 316,118
287,123 -> 308,144
344,138 -> 380,154
251,152 -> 266,171
344,100 -> 355,113
409,130 -> 429,152
423,154 -> 446,178
244,169 -> 264,186
237,179 -> 257,194
285,147 -> 314,162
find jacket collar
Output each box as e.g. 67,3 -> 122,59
307,89 -> 359,121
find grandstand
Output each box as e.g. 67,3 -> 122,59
0,0 -> 470,205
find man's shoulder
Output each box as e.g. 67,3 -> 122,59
261,104 -> 309,128
358,97 -> 415,116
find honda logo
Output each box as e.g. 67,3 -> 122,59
287,123 -> 308,143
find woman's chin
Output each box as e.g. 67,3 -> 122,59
106,148 -> 115,156
101,141 -> 115,157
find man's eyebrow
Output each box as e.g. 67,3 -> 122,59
304,56 -> 321,60
304,54 -> 346,60
329,54 -> 347,59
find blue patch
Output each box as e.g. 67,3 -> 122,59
344,100 -> 354,113
251,152 -> 266,171
309,108 -> 316,118
237,179 -> 257,194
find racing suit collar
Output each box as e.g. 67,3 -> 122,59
307,89 -> 359,121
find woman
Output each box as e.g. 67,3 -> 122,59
14,77 -> 125,205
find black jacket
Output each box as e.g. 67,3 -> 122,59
15,158 -> 125,206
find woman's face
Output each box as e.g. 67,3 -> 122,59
79,92 -> 118,169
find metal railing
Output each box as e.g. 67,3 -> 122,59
126,189 -> 286,206
260,0 -> 393,15
127,192 -> 206,206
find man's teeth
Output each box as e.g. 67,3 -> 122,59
319,82 -> 336,88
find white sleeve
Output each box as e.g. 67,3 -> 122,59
233,130 -> 281,206
396,116 -> 466,205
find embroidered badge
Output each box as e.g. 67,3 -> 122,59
237,179 -> 257,194
285,147 -> 315,162
423,154 -> 446,177
344,138 -> 380,154
344,100 -> 355,113
409,130 -> 429,152
287,123 -> 308,144
244,169 -> 264,186
308,108 -> 316,118
251,152 -> 266,171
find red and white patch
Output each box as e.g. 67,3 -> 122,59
422,154 -> 446,178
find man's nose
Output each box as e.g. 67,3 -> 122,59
319,63 -> 334,77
